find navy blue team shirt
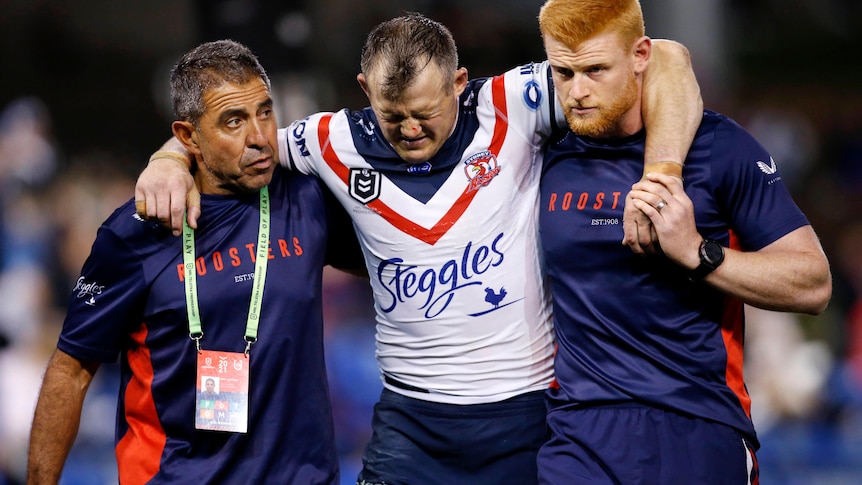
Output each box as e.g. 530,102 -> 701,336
59,168 -> 359,483
539,110 -> 811,449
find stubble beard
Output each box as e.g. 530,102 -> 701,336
564,74 -> 639,138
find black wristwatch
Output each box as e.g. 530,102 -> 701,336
689,239 -> 724,281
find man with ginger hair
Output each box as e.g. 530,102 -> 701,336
536,1 -> 832,483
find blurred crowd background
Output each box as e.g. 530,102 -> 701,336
1,0 -> 861,483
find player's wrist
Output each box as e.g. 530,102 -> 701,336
149,151 -> 192,169
688,239 -> 725,281
642,160 -> 683,181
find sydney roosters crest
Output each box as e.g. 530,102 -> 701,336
349,168 -> 381,204
464,151 -> 501,192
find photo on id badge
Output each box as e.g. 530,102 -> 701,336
195,349 -> 250,433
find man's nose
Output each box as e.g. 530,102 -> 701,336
247,119 -> 268,147
569,76 -> 590,102
400,118 -> 421,137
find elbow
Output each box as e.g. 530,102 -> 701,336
653,39 -> 693,63
810,280 -> 833,316
651,39 -> 695,76
800,268 -> 833,315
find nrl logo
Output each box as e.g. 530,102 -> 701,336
349,168 -> 381,204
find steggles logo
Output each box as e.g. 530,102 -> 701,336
74,276 -> 105,306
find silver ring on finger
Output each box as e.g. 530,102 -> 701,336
655,200 -> 667,212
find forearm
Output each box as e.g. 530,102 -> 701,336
703,229 -> 832,315
642,39 -> 703,167
27,350 -> 98,484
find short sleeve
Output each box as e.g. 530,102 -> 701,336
58,227 -> 149,362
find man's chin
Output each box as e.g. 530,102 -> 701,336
240,172 -> 275,193
567,118 -> 608,138
397,149 -> 432,165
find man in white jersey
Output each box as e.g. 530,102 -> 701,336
135,13 -> 702,484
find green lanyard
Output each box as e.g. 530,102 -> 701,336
183,187 -> 270,355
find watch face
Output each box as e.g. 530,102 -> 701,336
702,240 -> 724,265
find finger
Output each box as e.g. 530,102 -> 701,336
623,203 -> 657,255
186,188 -> 201,230
648,225 -> 661,254
629,190 -> 669,216
134,184 -> 147,217
169,194 -> 186,237
632,198 -> 660,219
622,217 -> 646,255
622,192 -> 646,254
163,175 -> 197,235
636,212 -> 658,255
643,172 -> 684,196
630,180 -> 671,204
639,235 -> 662,256
134,199 -> 147,217
154,196 -> 171,229
138,190 -> 160,221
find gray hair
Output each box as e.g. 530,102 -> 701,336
170,39 -> 271,126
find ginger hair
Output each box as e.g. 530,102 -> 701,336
538,0 -> 645,50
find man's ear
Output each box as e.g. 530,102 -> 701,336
171,120 -> 202,156
633,36 -> 651,75
357,73 -> 371,99
453,67 -> 469,97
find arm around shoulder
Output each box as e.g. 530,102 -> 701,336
624,40 -> 704,254
27,349 -> 100,485
134,137 -> 198,235
642,39 -> 703,167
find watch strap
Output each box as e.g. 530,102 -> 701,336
689,239 -> 724,281
689,260 -> 716,280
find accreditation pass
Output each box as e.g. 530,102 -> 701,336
195,349 -> 250,433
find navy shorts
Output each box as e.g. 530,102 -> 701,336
538,403 -> 759,485
356,388 -> 548,485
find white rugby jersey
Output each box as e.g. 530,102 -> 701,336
279,62 -> 566,405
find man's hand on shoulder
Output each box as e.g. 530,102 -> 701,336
135,155 -> 199,236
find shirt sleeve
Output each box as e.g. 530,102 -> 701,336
711,117 -> 810,251
501,61 -> 568,146
58,227 -> 149,363
279,113 -> 339,176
